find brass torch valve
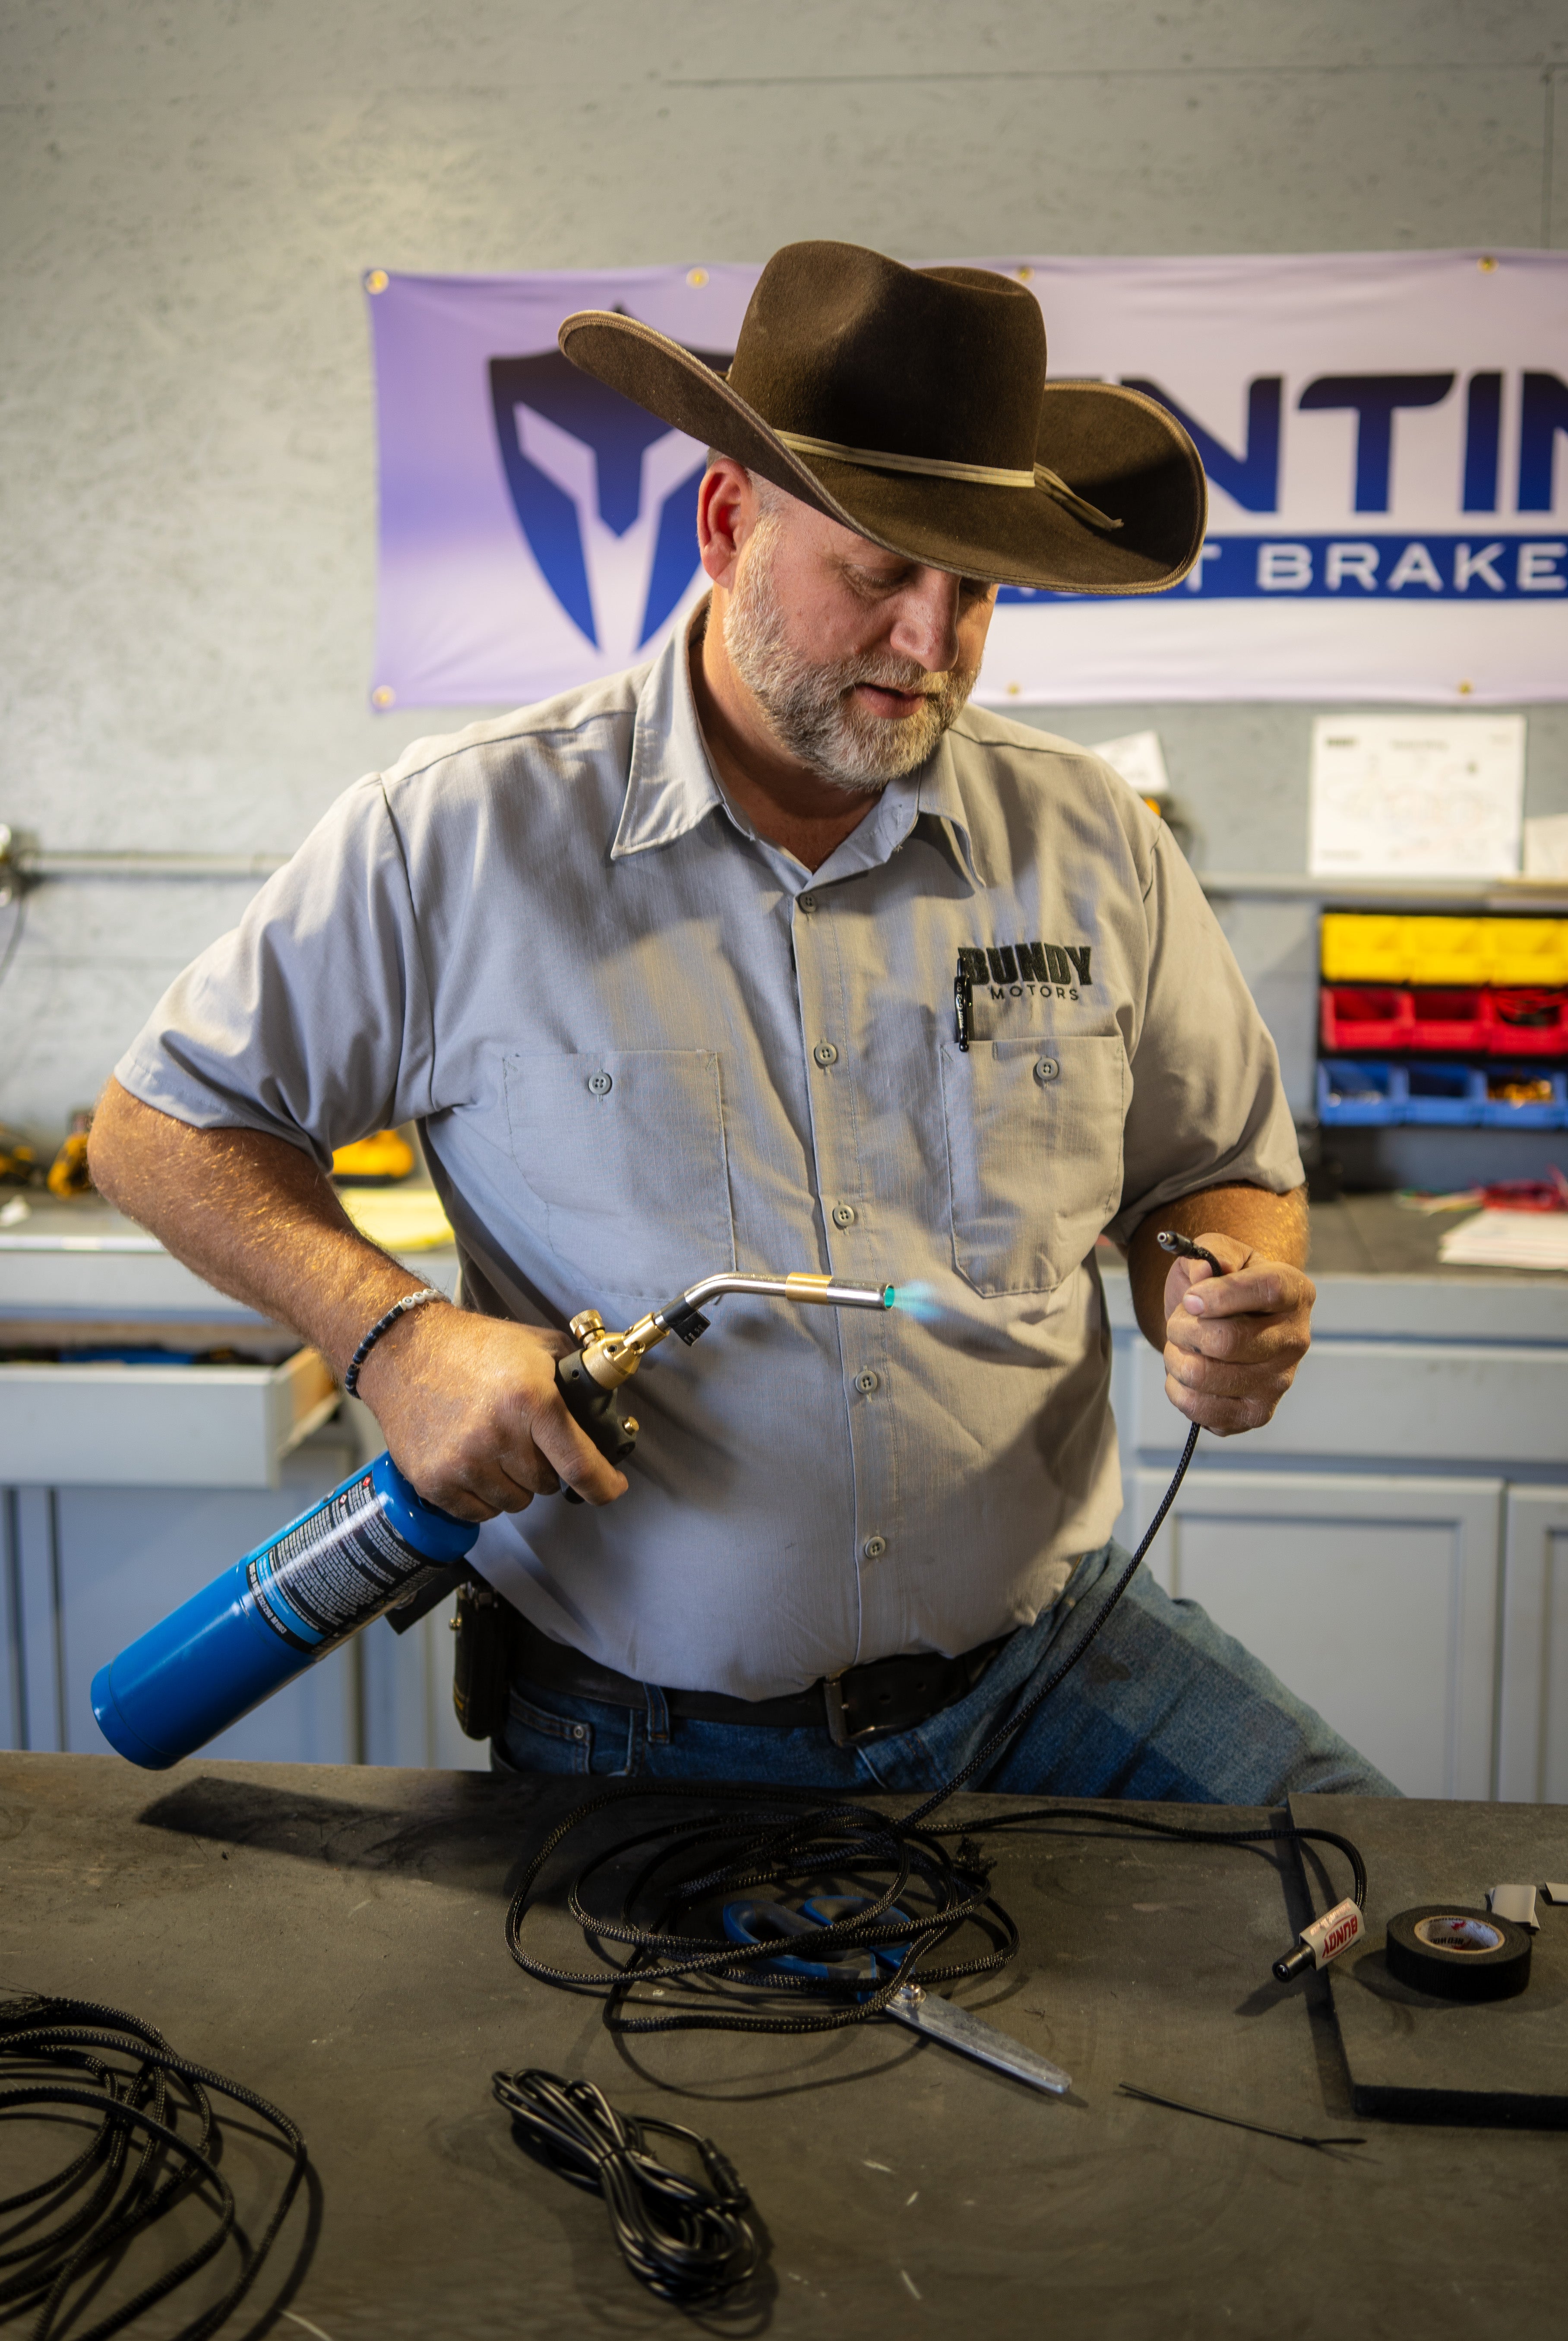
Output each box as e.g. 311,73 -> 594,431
552,1270 -> 894,1500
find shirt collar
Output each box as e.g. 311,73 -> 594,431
611,607 -> 987,891
610,608 -> 729,862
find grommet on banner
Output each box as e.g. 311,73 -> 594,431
1385,1907 -> 1533,2002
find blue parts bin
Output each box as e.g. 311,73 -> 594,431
1404,1062 -> 1486,1126
1318,1058 -> 1568,1131
92,1450 -> 478,1769
1483,1068 -> 1568,1129
1317,1059 -> 1401,1126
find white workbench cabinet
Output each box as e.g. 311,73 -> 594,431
1496,1487 -> 1568,1804
1107,1264 -> 1568,1802
0,1203 -> 477,1768
3,1446 -> 360,1762
1128,1467 -> 1502,1798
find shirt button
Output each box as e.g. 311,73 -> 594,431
798,891 -> 819,912
854,1369 -> 879,1394
813,1042 -> 839,1067
861,1535 -> 887,1562
1033,1056 -> 1061,1085
831,1203 -> 857,1229
587,1071 -> 613,1096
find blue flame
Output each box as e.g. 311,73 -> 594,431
887,1280 -> 944,1323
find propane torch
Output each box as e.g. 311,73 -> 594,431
92,1267 -> 896,1767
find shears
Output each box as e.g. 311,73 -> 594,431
721,1896 -> 1071,2098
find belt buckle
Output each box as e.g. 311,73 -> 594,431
822,1673 -> 866,1748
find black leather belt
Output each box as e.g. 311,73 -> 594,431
510,1610 -> 1006,1747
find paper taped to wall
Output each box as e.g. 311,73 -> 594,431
1308,714 -> 1525,878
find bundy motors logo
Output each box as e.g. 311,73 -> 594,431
961,943 -> 1092,996
489,343 -> 731,661
954,942 -> 1091,1050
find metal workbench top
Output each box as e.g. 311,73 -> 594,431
6,1193 -> 1565,1342
0,1754 -> 1560,2338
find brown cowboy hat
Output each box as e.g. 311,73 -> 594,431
558,240 -> 1206,596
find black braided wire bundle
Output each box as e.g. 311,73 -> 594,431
492,2067 -> 761,2306
0,1993 -> 307,2341
504,1426 -> 1205,2034
503,1418 -> 1368,2044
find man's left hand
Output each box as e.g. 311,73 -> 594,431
1161,1231 -> 1315,1436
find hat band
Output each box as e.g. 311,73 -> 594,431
774,431 -> 1123,532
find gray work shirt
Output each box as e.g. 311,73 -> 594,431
118,618 -> 1302,1698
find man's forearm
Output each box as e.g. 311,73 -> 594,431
88,1079 -> 429,1376
1124,1182 -> 1308,1352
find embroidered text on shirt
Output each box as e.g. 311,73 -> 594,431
953,942 -> 1093,1050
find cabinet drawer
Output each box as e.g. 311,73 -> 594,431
1132,1339 -> 1568,1466
0,1349 -> 340,1488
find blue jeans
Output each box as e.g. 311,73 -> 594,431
493,1541 -> 1400,1803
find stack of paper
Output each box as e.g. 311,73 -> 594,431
1438,1210 -> 1568,1272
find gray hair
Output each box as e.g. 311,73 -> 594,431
705,451 -> 786,513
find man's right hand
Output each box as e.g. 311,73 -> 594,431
354,1304 -> 629,1521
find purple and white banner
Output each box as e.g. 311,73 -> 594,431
367,251 -> 1568,710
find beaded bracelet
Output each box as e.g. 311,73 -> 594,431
343,1287 -> 444,1397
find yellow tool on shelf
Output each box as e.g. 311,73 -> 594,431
0,1128 -> 37,1187
331,1128 -> 416,1184
46,1108 -> 94,1199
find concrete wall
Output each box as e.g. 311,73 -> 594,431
3,0 -> 1565,1139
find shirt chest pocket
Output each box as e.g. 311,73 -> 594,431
937,1034 -> 1127,1298
503,1049 -> 737,1302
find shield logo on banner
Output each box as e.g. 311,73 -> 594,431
489,346 -> 732,661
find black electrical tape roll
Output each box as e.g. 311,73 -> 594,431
1385,1906 -> 1533,2002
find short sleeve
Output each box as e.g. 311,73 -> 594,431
113,778 -> 436,1171
1104,826 -> 1304,1244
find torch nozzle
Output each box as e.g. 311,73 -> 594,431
573,1270 -> 894,1388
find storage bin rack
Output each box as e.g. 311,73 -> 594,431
1316,915 -> 1568,1133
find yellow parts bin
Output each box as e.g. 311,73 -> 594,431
1321,913 -> 1568,986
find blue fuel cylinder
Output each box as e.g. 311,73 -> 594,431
92,1451 -> 479,1769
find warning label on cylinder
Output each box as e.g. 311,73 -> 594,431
246,1472 -> 449,1650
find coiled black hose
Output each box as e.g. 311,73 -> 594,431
491,2067 -> 760,2307
0,1994 -> 307,2341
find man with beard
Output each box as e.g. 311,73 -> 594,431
90,242 -> 1394,1799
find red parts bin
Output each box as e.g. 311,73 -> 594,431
1408,989 -> 1489,1051
1318,987 -> 1414,1053
1491,991 -> 1568,1057
1319,985 -> 1567,1057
